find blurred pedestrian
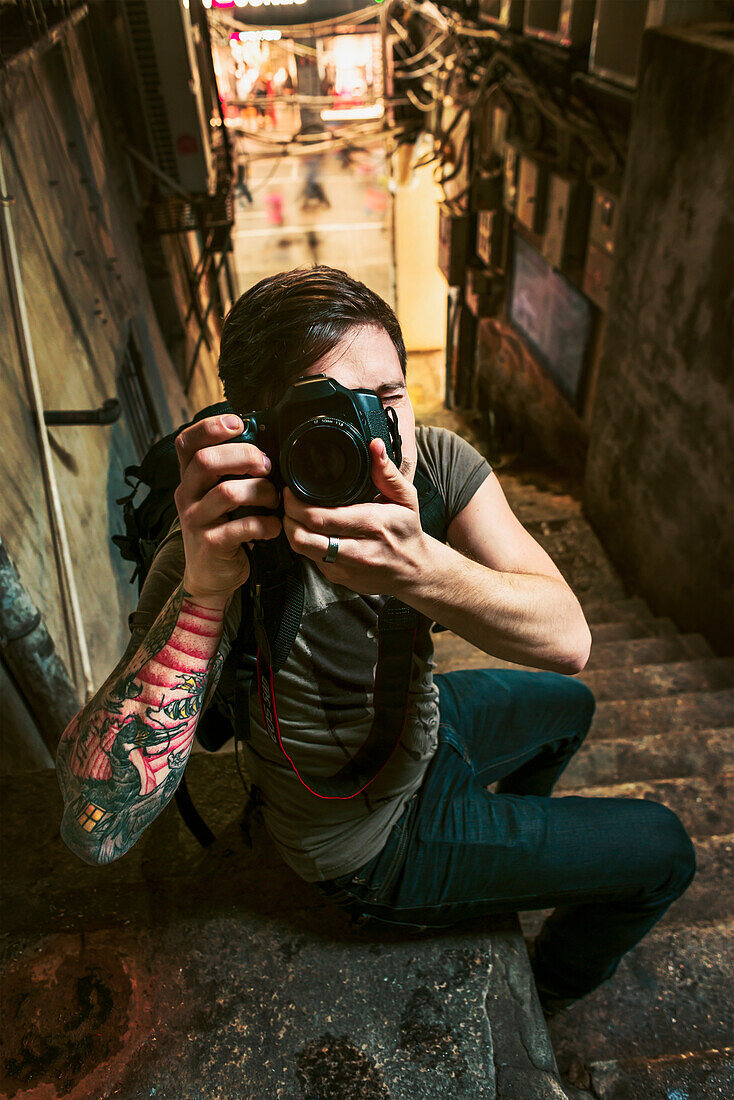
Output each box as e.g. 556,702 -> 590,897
300,155 -> 330,210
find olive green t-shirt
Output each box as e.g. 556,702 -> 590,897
130,426 -> 491,881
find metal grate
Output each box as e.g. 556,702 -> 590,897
117,333 -> 161,461
122,0 -> 180,183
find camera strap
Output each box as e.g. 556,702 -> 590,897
249,465 -> 446,800
256,597 -> 424,800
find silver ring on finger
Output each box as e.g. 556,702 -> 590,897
322,535 -> 339,564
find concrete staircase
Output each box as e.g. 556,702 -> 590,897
433,463 -> 734,1099
2,406 -> 730,1097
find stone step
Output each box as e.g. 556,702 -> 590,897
496,473 -> 581,503
511,502 -> 583,527
558,728 -> 734,789
0,760 -> 559,1100
591,689 -> 734,739
578,1048 -> 734,1100
545,920 -> 734,1076
583,597 -> 654,624
521,833 -> 734,940
578,659 -> 734,702
432,634 -> 731,687
585,633 -> 713,669
523,518 -> 627,605
564,773 -> 734,839
589,618 -> 677,642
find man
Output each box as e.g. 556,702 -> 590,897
57,267 -> 695,1014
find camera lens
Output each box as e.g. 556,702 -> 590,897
283,419 -> 369,505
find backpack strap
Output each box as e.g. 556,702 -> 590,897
414,465 -> 448,543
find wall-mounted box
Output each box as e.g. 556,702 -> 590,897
523,0 -> 596,50
503,145 -> 520,213
516,157 -> 550,236
477,209 -> 506,270
471,171 -> 504,211
438,208 -> 471,285
583,241 -> 613,310
590,0 -> 734,88
589,188 -> 619,255
466,264 -> 504,318
479,0 -> 525,31
542,173 -> 592,273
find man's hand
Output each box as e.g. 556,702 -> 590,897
175,414 -> 281,606
282,438 -> 427,596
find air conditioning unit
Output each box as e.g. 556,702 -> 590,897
477,209 -> 506,270
590,0 -> 734,87
478,0 -> 525,29
524,0 -> 596,49
503,144 -> 520,213
439,208 -> 471,286
517,156 -> 550,236
122,0 -> 215,194
542,172 -> 592,274
583,186 -> 618,308
466,264 -> 504,318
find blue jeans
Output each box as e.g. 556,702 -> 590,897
315,669 -> 696,1003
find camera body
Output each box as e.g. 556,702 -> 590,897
231,374 -> 403,507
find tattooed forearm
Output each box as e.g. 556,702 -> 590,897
56,583 -> 227,865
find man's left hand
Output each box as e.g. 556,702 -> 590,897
282,438 -> 427,596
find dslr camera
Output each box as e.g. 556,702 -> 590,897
230,374 -> 402,507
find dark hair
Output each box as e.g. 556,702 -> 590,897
218,266 -> 407,412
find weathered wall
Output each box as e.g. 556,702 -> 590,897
476,318 -> 590,478
0,21 -> 222,701
583,26 -> 734,654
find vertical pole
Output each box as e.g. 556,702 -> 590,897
0,147 -> 94,698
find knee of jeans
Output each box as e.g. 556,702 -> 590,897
646,801 -> 697,900
565,677 -> 596,740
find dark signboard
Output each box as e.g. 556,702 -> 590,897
207,0 -> 380,28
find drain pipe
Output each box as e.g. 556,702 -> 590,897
0,146 -> 94,698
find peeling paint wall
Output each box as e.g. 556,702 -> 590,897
0,20 -> 223,709
583,27 -> 734,654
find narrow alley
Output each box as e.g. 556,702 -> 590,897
1,2 -> 732,1099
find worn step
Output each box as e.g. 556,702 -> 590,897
546,920 -> 734,1072
591,689 -> 734,739
512,502 -> 583,527
583,597 -> 654,625
585,633 -> 713,669
558,728 -> 734,789
0,759 -> 558,1100
578,659 -> 734,702
589,618 -> 677,643
502,492 -> 583,525
432,632 -> 711,675
521,833 -> 734,940
564,773 -> 734,839
577,1049 -> 734,1100
524,517 -> 626,605
432,633 -> 733,695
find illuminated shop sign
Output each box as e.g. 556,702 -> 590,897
205,1 -> 307,7
230,29 -> 283,40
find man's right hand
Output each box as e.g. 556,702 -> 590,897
174,413 -> 281,607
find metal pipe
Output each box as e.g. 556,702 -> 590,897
0,147 -> 94,698
44,397 -> 121,426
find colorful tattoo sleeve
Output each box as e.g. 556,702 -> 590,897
56,584 -> 227,865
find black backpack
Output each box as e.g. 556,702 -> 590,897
114,401 -> 448,843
